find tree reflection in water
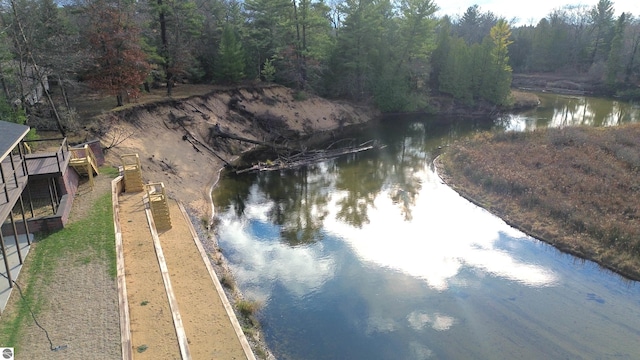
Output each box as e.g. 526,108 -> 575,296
213,117 -> 478,242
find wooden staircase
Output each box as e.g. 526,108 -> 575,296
121,154 -> 144,193
70,144 -> 99,188
145,182 -> 172,231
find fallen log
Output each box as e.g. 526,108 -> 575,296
209,125 -> 292,151
235,141 -> 384,174
182,130 -> 234,168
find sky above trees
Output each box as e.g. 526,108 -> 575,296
437,0 -> 637,25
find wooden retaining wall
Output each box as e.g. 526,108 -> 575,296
111,175 -> 132,360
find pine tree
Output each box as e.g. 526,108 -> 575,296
589,0 -> 615,64
216,25 -> 245,83
606,13 -> 627,86
148,0 -> 203,95
484,19 -> 513,104
439,37 -> 472,103
329,0 -> 393,100
243,0 -> 293,79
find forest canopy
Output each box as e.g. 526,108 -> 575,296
0,0 -> 638,126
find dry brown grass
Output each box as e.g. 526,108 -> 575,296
439,124 -> 640,280
509,90 -> 540,109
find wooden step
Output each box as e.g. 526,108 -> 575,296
70,144 -> 100,189
121,154 -> 144,193
123,173 -> 143,192
145,182 -> 172,231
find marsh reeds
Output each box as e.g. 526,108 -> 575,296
439,123 -> 640,279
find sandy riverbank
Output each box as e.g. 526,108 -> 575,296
103,84 -> 378,220
99,84 -> 378,357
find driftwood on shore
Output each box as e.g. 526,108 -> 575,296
182,130 -> 234,167
235,139 -> 384,174
208,124 -> 384,173
175,120 -> 383,173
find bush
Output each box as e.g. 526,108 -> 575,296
547,127 -> 588,147
220,274 -> 235,290
236,299 -> 260,317
615,146 -> 640,170
0,97 -> 38,140
261,58 -> 276,82
293,91 -> 308,101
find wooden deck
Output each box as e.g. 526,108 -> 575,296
0,157 -> 29,223
24,149 -> 71,177
1,146 -> 71,229
0,128 -> 73,313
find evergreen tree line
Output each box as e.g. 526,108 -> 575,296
508,0 -> 640,96
0,0 -> 637,124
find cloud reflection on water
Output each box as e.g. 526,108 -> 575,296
220,165 -> 557,305
407,311 -> 456,331
218,192 -> 335,303
323,169 -> 558,290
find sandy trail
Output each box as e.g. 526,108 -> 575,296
119,189 -> 250,359
119,191 -> 180,359
158,198 -> 247,359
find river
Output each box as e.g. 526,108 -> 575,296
211,93 -> 640,359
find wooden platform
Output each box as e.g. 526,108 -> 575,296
1,147 -> 72,221
145,183 -> 171,231
121,154 -> 143,192
24,150 -> 71,177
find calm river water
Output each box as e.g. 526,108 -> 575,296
212,93 -> 640,359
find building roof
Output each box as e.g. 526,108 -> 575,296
0,120 -> 29,162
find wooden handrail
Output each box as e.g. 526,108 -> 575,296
22,137 -> 69,175
85,144 -> 99,173
23,137 -> 67,143
70,144 -> 99,188
1,182 -> 7,203
120,154 -> 141,168
144,182 -> 166,198
70,144 -> 97,166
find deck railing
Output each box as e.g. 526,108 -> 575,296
1,140 -> 28,203
22,137 -> 70,175
1,182 -> 6,204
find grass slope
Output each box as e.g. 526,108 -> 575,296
0,183 -> 116,351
